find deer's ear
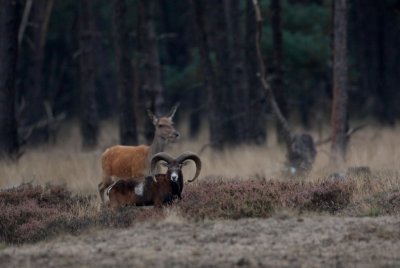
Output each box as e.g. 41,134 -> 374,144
147,109 -> 158,125
166,103 -> 180,120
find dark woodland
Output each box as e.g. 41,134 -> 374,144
1,0 -> 400,161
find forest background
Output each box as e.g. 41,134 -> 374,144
0,0 -> 400,176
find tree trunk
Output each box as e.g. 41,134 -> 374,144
0,0 -> 20,159
350,0 -> 400,124
207,0 -> 232,149
211,0 -> 234,146
205,0 -> 251,147
245,0 -> 267,144
22,0 -> 53,145
330,0 -> 348,165
188,86 -> 202,139
137,0 -> 164,143
78,0 -> 99,149
190,0 -> 224,149
113,0 -> 138,145
158,0 -> 190,69
226,0 -> 249,144
270,0 -> 288,144
381,5 -> 400,123
350,0 -> 380,120
193,0 -> 258,148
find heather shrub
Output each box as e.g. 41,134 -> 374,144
178,178 -> 354,219
0,177 -> 379,245
0,182 -> 169,244
291,180 -> 354,213
342,188 -> 400,216
97,207 -> 163,228
376,189 -> 400,214
0,183 -> 94,244
178,179 -> 275,220
97,207 -> 136,228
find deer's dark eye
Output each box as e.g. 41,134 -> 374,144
158,124 -> 165,128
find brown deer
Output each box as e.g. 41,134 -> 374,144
98,104 -> 180,203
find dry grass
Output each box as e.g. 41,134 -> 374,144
1,120 -> 399,195
0,120 -> 399,244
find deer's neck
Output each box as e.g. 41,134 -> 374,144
148,136 -> 167,159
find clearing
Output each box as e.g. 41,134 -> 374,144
1,216 -> 399,267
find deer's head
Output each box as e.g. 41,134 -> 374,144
147,104 -> 180,142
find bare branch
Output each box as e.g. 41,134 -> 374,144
316,124 -> 367,146
18,113 -> 66,145
252,0 -> 292,146
18,0 -> 33,46
39,0 -> 55,49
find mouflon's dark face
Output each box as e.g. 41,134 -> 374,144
167,164 -> 182,183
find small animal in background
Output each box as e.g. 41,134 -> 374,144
105,152 -> 201,209
98,104 -> 180,203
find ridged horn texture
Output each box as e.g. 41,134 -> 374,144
150,152 -> 175,174
175,152 -> 202,182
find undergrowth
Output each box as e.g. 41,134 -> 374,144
341,188 -> 400,217
0,177 -> 369,245
0,183 -> 161,244
178,177 -> 354,220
